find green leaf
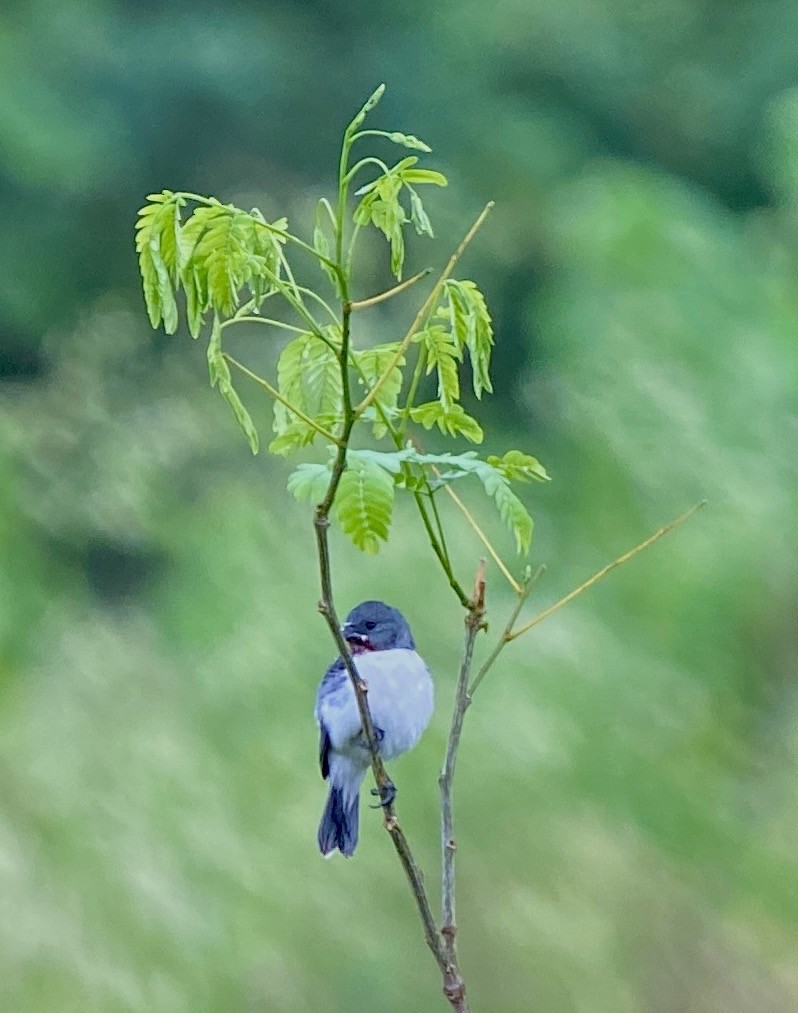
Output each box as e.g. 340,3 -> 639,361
354,172 -> 407,279
206,314 -> 259,453
135,191 -> 185,333
287,463 -> 332,502
268,421 -> 319,458
335,455 -> 395,554
486,450 -> 550,482
346,449 -> 406,475
272,333 -> 343,454
354,157 -> 420,197
223,385 -> 260,455
353,342 -> 406,437
249,209 -> 286,304
444,280 -> 494,398
206,312 -> 225,387
352,155 -> 443,277
408,190 -> 434,237
475,466 -> 533,554
417,324 -> 460,408
374,447 -> 535,554
184,265 -> 205,339
409,401 -> 483,443
179,202 -> 285,319
400,168 -> 447,187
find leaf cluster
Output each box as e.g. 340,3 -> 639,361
135,85 -> 550,577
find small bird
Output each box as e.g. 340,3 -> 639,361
315,600 -> 434,857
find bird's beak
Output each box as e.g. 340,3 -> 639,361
341,623 -> 369,648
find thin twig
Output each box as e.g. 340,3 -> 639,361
222,354 -> 342,445
506,500 -> 707,644
435,473 -> 521,593
355,202 -> 494,416
438,562 -> 485,1013
349,268 -> 432,310
222,316 -> 308,335
467,500 -> 704,698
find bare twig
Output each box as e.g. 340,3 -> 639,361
437,560 -> 486,1013
349,268 -> 432,310
468,501 -> 707,699
506,500 -> 707,644
438,477 -> 522,594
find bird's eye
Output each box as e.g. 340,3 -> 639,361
364,620 -> 377,631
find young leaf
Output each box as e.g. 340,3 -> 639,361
444,280 -> 494,398
272,333 -> 343,454
484,474 -> 534,555
135,191 -> 185,333
269,421 -> 320,457
346,449 -> 407,474
335,456 -> 395,554
249,209 -> 286,304
408,190 -> 433,237
353,156 -> 420,198
206,314 -> 259,454
354,173 -> 407,279
486,450 -> 550,482
287,462 -> 332,502
180,203 -> 285,319
353,342 -> 406,437
314,200 -> 340,294
384,448 -> 537,553
417,324 -> 460,408
400,168 -> 447,188
183,265 -> 205,339
409,402 -> 483,443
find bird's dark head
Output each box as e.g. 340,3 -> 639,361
341,600 -> 415,653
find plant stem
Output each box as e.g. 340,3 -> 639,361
343,155 -> 392,185
399,345 -> 428,436
350,268 -> 432,311
438,560 -> 486,1013
221,316 -> 307,335
467,501 -> 706,699
506,500 -> 707,644
439,480 -> 522,594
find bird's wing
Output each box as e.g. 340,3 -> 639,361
319,723 -> 331,779
315,657 -> 362,755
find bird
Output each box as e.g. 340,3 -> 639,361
314,600 -> 434,857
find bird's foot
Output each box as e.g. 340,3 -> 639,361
369,778 -> 396,809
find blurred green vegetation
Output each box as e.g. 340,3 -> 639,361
1,2 -> 797,1010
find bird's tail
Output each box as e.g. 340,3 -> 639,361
318,756 -> 364,858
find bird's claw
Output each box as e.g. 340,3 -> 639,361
369,779 -> 396,809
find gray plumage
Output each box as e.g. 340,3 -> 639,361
315,601 -> 434,857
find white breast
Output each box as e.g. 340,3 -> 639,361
353,649 -> 434,760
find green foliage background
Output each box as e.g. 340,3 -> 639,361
1,2 -> 797,1010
